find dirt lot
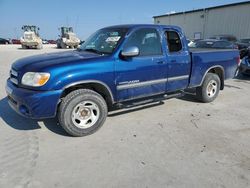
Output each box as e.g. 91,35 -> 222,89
0,45 -> 250,188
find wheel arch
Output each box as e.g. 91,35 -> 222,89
201,66 -> 225,90
60,80 -> 115,110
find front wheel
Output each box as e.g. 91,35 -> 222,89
21,45 -> 27,49
196,73 -> 221,103
58,89 -> 108,137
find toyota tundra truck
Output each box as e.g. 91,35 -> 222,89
6,24 -> 240,136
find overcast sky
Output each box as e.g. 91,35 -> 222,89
0,0 -> 248,40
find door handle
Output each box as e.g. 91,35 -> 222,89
171,60 -> 177,63
157,61 -> 165,64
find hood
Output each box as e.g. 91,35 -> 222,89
12,50 -> 101,71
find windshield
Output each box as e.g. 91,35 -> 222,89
79,28 -> 128,55
23,26 -> 37,32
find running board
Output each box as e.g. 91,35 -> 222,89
116,91 -> 184,109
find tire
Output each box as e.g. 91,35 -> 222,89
21,45 -> 27,49
196,73 -> 221,103
60,42 -> 67,49
57,43 -> 61,49
58,89 -> 108,137
37,44 -> 43,49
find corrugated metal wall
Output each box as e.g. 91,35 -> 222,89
154,3 -> 250,40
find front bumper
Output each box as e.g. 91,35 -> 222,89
5,79 -> 62,119
65,41 -> 80,46
21,41 -> 40,46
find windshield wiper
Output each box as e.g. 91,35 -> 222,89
83,48 -> 111,55
84,48 -> 103,55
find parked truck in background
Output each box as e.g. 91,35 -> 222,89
6,24 -> 240,136
20,25 -> 43,49
57,27 -> 80,49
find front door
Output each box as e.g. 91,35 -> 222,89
115,28 -> 167,101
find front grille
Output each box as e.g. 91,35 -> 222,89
8,95 -> 17,106
10,69 -> 19,85
24,34 -> 33,40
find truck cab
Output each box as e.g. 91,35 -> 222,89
6,24 -> 239,136
57,27 -> 80,49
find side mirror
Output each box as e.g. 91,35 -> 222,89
38,27 -> 40,30
121,46 -> 139,57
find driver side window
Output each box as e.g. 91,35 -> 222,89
123,28 -> 162,56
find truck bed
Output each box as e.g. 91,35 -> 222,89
188,48 -> 239,88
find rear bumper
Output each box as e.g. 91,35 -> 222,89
5,79 -> 62,119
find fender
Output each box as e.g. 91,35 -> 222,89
199,65 -> 225,87
62,80 -> 115,103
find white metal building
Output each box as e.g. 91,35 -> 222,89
153,1 -> 250,40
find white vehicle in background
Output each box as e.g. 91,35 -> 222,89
57,27 -> 80,49
187,39 -> 196,47
20,25 -> 43,49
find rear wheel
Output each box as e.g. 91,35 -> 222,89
21,45 -> 27,49
58,89 -> 108,137
196,73 -> 221,103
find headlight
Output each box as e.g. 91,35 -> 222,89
22,72 -> 50,87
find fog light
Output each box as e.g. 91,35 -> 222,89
19,105 -> 29,115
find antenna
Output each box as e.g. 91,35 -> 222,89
75,15 -> 79,33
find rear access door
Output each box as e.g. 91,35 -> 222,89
164,29 -> 191,92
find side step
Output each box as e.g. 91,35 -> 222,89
115,91 -> 184,109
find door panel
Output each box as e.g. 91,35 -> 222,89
115,28 -> 168,101
115,56 -> 167,101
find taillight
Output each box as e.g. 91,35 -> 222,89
236,56 -> 241,65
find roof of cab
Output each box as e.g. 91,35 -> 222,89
103,24 -> 182,31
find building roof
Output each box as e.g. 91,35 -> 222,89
153,1 -> 250,18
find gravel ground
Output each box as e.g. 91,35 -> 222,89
0,45 -> 250,188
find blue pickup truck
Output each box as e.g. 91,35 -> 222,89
6,24 -> 239,136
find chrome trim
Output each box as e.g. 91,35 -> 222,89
63,80 -> 114,103
11,69 -> 18,77
198,65 -> 224,86
10,78 -> 18,85
168,75 -> 189,82
117,78 -> 168,90
121,46 -> 139,57
117,75 -> 189,90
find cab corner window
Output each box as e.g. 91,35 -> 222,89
124,28 -> 162,56
166,31 -> 182,53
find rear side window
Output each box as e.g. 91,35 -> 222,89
165,31 -> 182,52
123,28 -> 162,56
